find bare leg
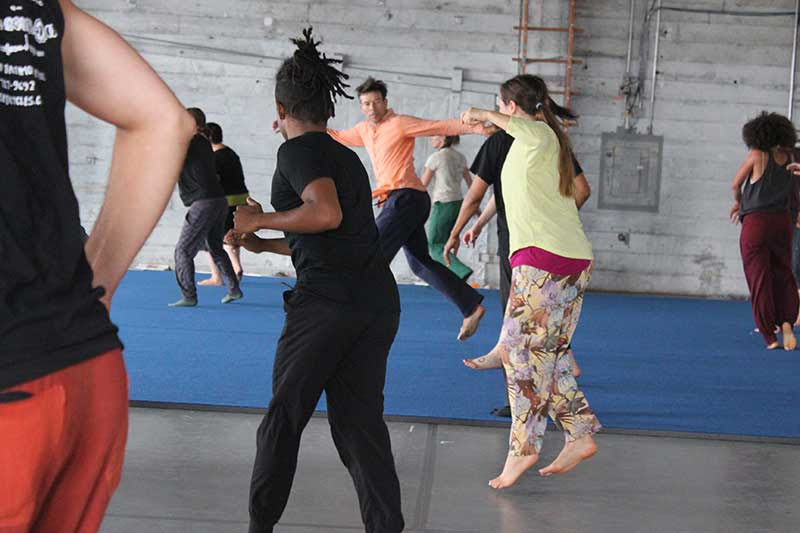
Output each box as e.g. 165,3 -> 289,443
458,304 -> 485,341
782,322 -> 796,350
538,434 -> 597,477
489,453 -> 540,489
567,348 -> 581,378
226,244 -> 243,280
198,252 -> 223,286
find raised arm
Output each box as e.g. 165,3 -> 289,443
61,0 -> 196,307
327,126 -> 365,147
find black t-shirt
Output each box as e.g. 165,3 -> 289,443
470,131 -> 584,258
1,1 -> 121,390
271,132 -> 399,313
178,135 -> 225,206
214,146 -> 248,196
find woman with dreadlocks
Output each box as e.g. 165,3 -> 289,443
227,28 -> 405,533
458,75 -> 601,488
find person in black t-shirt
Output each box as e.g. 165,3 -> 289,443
198,122 -> 249,285
225,29 -> 404,533
441,95 -> 590,417
0,1 -> 195,530
169,108 -> 242,307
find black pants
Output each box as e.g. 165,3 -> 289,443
498,249 -> 512,313
249,290 -> 404,533
376,188 -> 482,317
174,197 -> 239,299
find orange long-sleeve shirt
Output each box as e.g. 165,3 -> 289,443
329,109 -> 481,201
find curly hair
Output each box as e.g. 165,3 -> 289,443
742,111 -> 797,151
274,27 -> 352,124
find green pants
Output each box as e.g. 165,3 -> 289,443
427,199 -> 473,280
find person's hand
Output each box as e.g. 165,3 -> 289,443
478,123 -> 500,137
789,162 -> 800,175
463,223 -> 483,247
234,197 -> 264,234
729,202 -> 740,224
461,107 -> 487,126
444,234 -> 460,266
225,229 -> 262,253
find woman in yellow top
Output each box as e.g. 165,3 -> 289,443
457,75 -> 601,488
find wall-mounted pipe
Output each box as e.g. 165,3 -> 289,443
789,0 -> 799,120
623,0 -> 636,130
648,0 -> 662,134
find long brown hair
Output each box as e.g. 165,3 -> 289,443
499,75 -> 577,197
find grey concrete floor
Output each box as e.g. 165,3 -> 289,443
101,407 -> 800,533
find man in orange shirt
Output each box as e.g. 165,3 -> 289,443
328,78 -> 487,339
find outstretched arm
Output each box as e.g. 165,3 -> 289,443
327,126 -> 365,147
400,115 -> 490,138
225,232 -> 292,256
62,0 -> 195,307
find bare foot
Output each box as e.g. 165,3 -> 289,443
198,277 -> 223,286
767,341 -> 780,350
488,453 -> 539,489
458,304 -> 485,341
464,346 -> 502,370
538,435 -> 597,477
782,322 -> 796,351
567,348 -> 581,378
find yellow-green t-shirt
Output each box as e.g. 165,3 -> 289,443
502,116 -> 593,260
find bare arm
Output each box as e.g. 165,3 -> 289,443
463,194 -> 496,247
234,180 -> 343,235
61,0 -> 195,307
225,232 -> 291,256
462,167 -> 474,188
421,167 -> 434,187
443,177 -> 490,265
462,108 -> 511,132
732,150 -> 759,201
574,173 -> 591,209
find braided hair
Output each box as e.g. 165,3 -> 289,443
275,27 -> 352,124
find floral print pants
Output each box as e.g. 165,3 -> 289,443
499,264 -> 601,456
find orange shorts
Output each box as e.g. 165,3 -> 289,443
0,349 -> 128,533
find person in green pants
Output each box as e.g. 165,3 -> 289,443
421,135 -> 476,280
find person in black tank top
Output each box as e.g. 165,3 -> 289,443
730,112 -> 799,349
225,29 -> 404,533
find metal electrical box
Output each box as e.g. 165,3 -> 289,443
598,130 -> 663,213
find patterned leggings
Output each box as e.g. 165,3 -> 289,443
499,264 -> 601,456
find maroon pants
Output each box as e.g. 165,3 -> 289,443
740,211 -> 799,344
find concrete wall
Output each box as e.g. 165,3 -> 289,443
70,0 -> 800,298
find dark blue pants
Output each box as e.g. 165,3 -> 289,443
376,188 -> 483,317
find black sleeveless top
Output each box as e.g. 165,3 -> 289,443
739,151 -> 797,220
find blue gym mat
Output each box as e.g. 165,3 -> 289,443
112,270 -> 798,439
